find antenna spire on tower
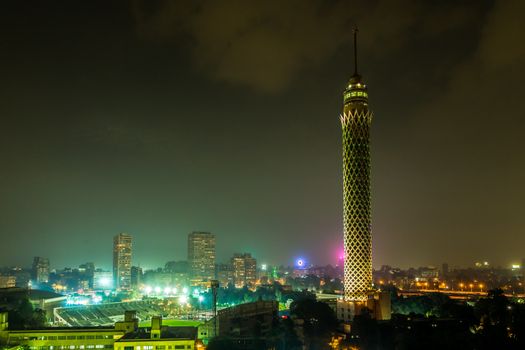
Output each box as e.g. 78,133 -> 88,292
353,26 -> 359,76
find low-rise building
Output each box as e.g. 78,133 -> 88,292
114,316 -> 198,350
0,320 -> 124,350
0,312 -> 200,350
217,300 -> 278,347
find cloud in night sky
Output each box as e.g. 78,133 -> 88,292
374,0 -> 525,264
132,0 -> 354,92
131,0 -> 475,93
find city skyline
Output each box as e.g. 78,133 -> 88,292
3,238 -> 523,274
1,1 -> 525,269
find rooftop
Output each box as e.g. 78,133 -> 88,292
117,327 -> 197,341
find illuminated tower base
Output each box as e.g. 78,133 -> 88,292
336,293 -> 391,323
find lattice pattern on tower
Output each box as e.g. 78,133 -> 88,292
340,109 -> 373,302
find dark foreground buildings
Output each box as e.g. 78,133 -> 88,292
0,311 -> 200,350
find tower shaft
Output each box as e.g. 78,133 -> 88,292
341,105 -> 372,301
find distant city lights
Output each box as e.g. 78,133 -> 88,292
98,277 -> 111,287
295,258 -> 306,268
178,295 -> 188,305
142,285 -> 187,296
66,295 -> 90,306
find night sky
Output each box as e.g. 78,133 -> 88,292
1,0 -> 524,270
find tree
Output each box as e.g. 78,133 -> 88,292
290,299 -> 338,349
474,289 -> 512,349
7,297 -> 47,329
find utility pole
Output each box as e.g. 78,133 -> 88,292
210,280 -> 219,337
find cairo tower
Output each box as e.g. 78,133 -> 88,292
341,29 -> 373,302
337,29 -> 390,321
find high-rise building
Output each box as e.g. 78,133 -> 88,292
245,255 -> 257,287
231,253 -> 257,288
164,261 -> 188,274
0,275 -> 16,288
216,263 -> 234,287
442,263 -> 449,278
12,268 -> 31,288
188,231 -> 215,285
340,28 -> 373,302
32,257 -> 50,284
113,233 -> 132,290
79,262 -> 95,289
130,266 -> 143,290
231,256 -> 245,288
